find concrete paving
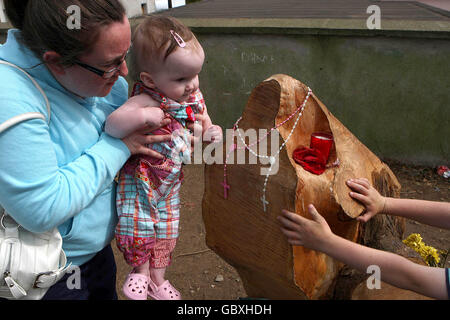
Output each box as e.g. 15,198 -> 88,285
166,0 -> 449,20
380,0 -> 450,12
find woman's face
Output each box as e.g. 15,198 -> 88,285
59,15 -> 131,98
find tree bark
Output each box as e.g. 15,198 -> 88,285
202,74 -> 404,299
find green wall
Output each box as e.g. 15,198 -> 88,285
195,33 -> 449,166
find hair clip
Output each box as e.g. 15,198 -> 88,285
170,30 -> 186,48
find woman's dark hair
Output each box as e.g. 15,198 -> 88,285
4,0 -> 126,66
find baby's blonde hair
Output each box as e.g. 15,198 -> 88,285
129,15 -> 199,82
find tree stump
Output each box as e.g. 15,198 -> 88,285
202,74 -> 405,299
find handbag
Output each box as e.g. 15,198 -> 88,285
0,60 -> 71,300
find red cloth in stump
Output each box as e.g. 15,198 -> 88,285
293,147 -> 328,175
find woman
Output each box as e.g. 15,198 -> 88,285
0,0 -> 171,299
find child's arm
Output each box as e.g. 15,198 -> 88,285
346,178 -> 450,228
105,94 -> 165,139
196,105 -> 222,142
278,205 -> 449,300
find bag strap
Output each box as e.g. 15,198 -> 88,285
0,60 -> 51,133
3,251 -> 71,299
0,61 -> 70,299
0,59 -> 51,214
33,252 -> 71,288
0,59 -> 51,213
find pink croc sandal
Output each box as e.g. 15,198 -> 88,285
122,271 -> 149,300
148,279 -> 181,300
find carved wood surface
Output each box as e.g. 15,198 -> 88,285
202,74 -> 404,299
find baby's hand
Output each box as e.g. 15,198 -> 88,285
346,178 -> 386,223
203,125 -> 223,143
190,121 -> 204,137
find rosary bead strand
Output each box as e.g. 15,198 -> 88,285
222,87 -> 312,212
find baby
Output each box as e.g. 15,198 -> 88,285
105,15 -> 222,300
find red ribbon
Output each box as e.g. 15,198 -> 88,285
186,106 -> 195,122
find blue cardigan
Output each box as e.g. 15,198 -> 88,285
0,29 -> 131,266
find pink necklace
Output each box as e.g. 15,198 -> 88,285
222,87 -> 312,212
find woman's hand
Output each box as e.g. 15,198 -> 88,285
346,178 -> 386,223
121,119 -> 172,159
278,204 -> 334,251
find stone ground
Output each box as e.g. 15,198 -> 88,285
113,160 -> 450,300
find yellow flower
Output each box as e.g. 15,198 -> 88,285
418,245 -> 440,267
403,233 -> 441,267
402,233 -> 423,250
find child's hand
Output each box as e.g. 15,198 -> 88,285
346,178 -> 386,223
191,122 -> 204,137
203,125 -> 223,142
187,114 -> 206,135
278,205 -> 334,251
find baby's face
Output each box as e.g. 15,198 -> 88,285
148,41 -> 204,103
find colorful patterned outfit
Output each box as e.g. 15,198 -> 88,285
115,82 -> 205,268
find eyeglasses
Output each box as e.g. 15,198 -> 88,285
75,49 -> 130,79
